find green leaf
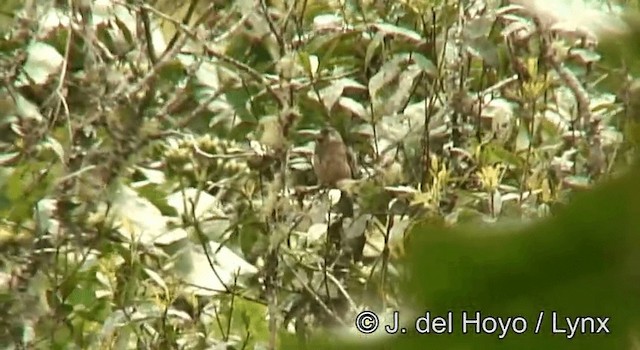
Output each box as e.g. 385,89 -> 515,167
467,37 -> 500,68
371,23 -> 424,46
2,162 -> 54,222
42,136 -> 65,164
365,31 -> 385,73
136,184 -> 177,217
368,56 -> 402,98
157,58 -> 186,85
14,92 -> 44,121
0,152 -> 20,166
412,53 -> 437,77
298,51 -> 316,78
482,142 -> 524,168
19,41 -> 63,85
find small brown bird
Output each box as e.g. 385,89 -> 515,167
314,127 -> 363,259
313,127 -> 357,187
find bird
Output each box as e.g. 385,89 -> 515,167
313,126 -> 364,261
313,127 -> 357,187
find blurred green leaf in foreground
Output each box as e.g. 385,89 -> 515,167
285,161 -> 640,349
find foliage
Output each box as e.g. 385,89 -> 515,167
0,0 -> 638,348
286,161 -> 640,349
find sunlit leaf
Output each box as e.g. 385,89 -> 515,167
17,41 -> 63,86
370,23 -> 424,45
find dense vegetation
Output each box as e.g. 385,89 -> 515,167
0,0 -> 639,348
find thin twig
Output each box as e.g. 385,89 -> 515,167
282,258 -> 347,326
